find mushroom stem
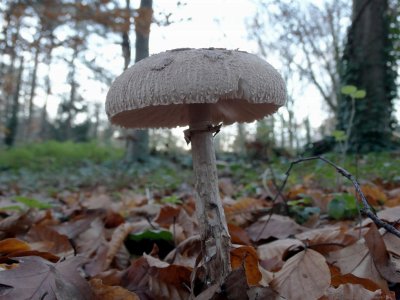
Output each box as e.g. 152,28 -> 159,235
189,104 -> 232,286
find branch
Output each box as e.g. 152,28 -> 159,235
257,156 -> 400,240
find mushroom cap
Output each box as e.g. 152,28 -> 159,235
106,48 -> 286,128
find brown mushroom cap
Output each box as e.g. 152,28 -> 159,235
106,48 -> 286,128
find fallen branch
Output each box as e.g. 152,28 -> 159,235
257,156 -> 400,240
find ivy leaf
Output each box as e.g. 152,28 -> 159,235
332,130 -> 347,142
128,229 -> 173,242
341,85 -> 357,95
353,90 -> 366,99
328,194 -> 358,220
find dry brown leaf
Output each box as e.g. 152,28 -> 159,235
246,214 -> 305,242
270,248 -> 330,300
225,197 -> 266,226
327,241 -> 389,291
89,278 -> 139,300
164,235 -> 201,268
0,249 -> 60,263
376,206 -> 400,223
0,238 -> 30,254
104,210 -> 125,228
104,222 -> 135,269
74,218 -> 106,257
154,205 -> 181,228
231,245 -> 262,286
228,223 -> 251,245
0,210 -> 34,238
330,265 -> 382,292
295,226 -> 357,254
122,252 -> 191,300
52,211 -> 103,239
0,256 -> 93,300
382,228 -> 400,256
247,286 -> 283,300
25,225 -> 74,257
360,184 -> 387,206
323,284 -> 391,300
170,207 -> 197,244
364,223 -> 400,282
286,184 -> 307,199
257,238 -> 304,272
258,239 -> 303,261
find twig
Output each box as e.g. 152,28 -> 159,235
256,156 -> 400,240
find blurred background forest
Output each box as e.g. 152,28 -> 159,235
0,0 -> 399,166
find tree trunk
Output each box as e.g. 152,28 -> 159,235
4,57 -> 24,147
26,37 -> 41,140
124,0 -> 152,162
338,0 -> 394,152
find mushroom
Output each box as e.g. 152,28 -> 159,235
106,48 -> 286,286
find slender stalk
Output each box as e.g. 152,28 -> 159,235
189,104 -> 231,286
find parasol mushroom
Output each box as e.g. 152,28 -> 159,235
106,48 -> 286,286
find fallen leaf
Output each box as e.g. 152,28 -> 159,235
89,278 -> 139,300
246,214 -> 305,242
330,265 -> 382,291
228,223 -> 251,245
327,241 -> 388,291
164,235 -> 201,268
104,210 -> 125,228
286,184 -> 307,199
270,248 -> 330,300
74,217 -> 106,257
52,210 -> 103,239
257,238 -> 303,272
104,222 -> 135,270
0,238 -> 30,254
376,206 -> 400,223
0,256 -> 92,300
364,223 -> 400,282
247,286 -> 283,300
0,210 -> 34,238
154,205 -> 181,228
122,252 -> 191,300
295,226 -> 357,254
25,225 -> 74,257
360,184 -> 387,206
231,245 -> 262,286
323,284 -> 390,300
196,266 -> 250,300
225,197 -> 266,226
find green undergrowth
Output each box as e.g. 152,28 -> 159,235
0,141 -> 398,199
275,152 -> 400,188
0,140 -> 124,171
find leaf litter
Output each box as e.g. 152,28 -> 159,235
0,159 -> 399,299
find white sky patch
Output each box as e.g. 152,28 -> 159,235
34,0 -> 398,146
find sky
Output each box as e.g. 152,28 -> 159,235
38,0 -> 327,136
35,0 -> 398,148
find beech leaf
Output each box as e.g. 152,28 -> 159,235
0,256 -> 92,300
270,248 -> 330,300
364,223 -> 400,282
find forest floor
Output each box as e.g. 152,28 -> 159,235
0,142 -> 399,299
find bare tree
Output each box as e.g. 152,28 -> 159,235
250,0 -> 351,116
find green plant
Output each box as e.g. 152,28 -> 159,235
328,193 -> 358,220
287,195 -> 320,224
337,85 -> 366,156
